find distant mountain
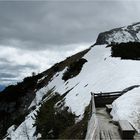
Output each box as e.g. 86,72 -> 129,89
1,22 -> 140,139
0,85 -> 5,92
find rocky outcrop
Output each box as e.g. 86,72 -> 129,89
96,22 -> 140,45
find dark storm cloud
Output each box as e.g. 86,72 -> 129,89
0,1 -> 137,50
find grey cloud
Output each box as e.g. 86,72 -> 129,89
0,73 -> 16,79
1,0 -> 140,85
0,1 -> 138,50
0,60 -> 38,85
0,58 -> 11,63
0,78 -> 18,83
0,63 -> 37,71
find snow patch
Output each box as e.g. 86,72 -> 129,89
111,87 -> 140,132
29,85 -> 50,109
137,32 -> 140,40
5,106 -> 40,140
106,31 -> 135,44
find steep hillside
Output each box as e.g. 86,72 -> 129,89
2,22 -> 140,139
0,48 -> 90,139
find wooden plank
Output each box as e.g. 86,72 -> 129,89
109,130 -> 121,139
104,130 -> 111,140
106,104 -> 112,109
100,131 -> 105,139
100,130 -> 111,140
106,104 -> 112,113
119,120 -> 134,131
85,95 -> 99,140
91,95 -> 96,113
109,130 -> 117,139
119,120 -> 135,139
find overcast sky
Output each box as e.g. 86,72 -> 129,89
0,0 -> 140,85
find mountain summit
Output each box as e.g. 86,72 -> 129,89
1,22 -> 140,139
96,22 -> 140,44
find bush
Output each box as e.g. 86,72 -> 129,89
59,102 -> 91,139
34,93 -> 76,139
62,58 -> 87,81
111,42 -> 140,60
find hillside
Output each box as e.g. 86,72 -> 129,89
2,22 -> 140,139
0,48 -> 91,139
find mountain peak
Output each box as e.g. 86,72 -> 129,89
96,22 -> 140,45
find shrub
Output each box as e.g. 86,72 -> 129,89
111,42 -> 140,60
59,102 -> 91,139
34,93 -> 76,139
62,58 -> 87,81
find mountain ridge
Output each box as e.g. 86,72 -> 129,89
96,22 -> 140,45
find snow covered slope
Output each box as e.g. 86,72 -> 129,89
4,22 -> 140,139
44,44 -> 140,116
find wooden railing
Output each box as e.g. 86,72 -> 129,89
85,94 -> 99,140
